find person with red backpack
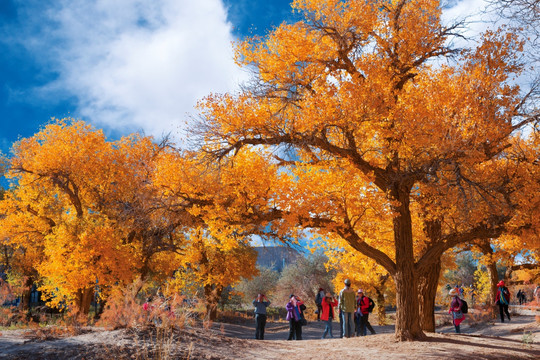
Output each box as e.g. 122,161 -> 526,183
495,280 -> 511,323
448,288 -> 465,333
355,289 -> 376,336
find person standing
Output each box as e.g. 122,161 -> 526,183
286,294 -> 305,340
253,293 -> 271,340
534,285 -> 540,305
448,288 -> 465,333
495,280 -> 511,322
338,278 -> 356,338
315,288 -> 325,321
516,289 -> 524,305
321,292 -> 338,339
338,308 -> 344,338
356,289 -> 376,336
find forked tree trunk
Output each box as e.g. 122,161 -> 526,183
417,260 -> 442,332
392,186 -> 425,341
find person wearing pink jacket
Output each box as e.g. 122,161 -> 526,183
448,288 -> 465,333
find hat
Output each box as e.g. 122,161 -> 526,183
319,287 -> 324,291
497,280 -> 505,287
344,279 -> 351,286
448,289 -> 458,296
357,289 -> 363,293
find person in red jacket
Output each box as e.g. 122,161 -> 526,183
448,288 -> 465,333
320,292 -> 338,338
495,280 -> 511,323
355,289 -> 376,336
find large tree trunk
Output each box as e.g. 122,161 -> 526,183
392,186 -> 425,340
204,284 -> 222,321
478,240 -> 498,317
417,219 -> 443,332
19,277 -> 34,311
486,257 -> 499,317
375,288 -> 387,325
76,287 -> 94,315
417,260 -> 441,332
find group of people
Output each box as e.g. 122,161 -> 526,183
253,279 -> 376,340
516,286 -> 540,305
516,289 -> 527,305
254,279 -> 539,339
448,279 -> 514,334
336,279 -> 376,339
252,292 -> 309,340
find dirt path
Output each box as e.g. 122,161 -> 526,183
1,314 -> 539,359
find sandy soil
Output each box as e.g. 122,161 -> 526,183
0,312 -> 539,359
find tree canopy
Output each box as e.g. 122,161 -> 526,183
196,0 -> 538,340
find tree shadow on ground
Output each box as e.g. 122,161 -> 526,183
422,334 -> 540,359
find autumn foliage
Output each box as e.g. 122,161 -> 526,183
196,0 -> 539,339
0,0 -> 539,342
0,119 -> 258,319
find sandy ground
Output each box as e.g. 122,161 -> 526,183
0,311 -> 539,359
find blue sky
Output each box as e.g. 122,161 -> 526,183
0,0 -> 296,155
0,0 -> 489,157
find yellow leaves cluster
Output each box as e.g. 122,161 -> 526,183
198,3 -> 538,334
1,119 -> 273,310
203,1 -> 527,184
167,231 -> 258,297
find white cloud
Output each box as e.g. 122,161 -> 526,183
18,0 -> 513,147
441,0 -> 506,47
31,0 -> 247,145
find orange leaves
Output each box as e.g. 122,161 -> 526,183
168,231 -> 258,297
198,1 -> 534,285
1,119 -> 276,311
1,119 -> 168,307
38,220 -> 136,306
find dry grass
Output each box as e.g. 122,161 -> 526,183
0,280 -> 26,328
97,289 -> 198,331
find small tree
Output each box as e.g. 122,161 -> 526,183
235,266 -> 280,304
275,252 -> 335,309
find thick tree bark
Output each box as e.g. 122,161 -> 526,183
19,277 -> 34,311
392,185 -> 425,341
76,287 -> 94,315
417,219 -> 443,332
375,288 -> 387,325
417,260 -> 442,332
478,240 -> 498,317
204,284 -> 222,321
486,258 -> 499,316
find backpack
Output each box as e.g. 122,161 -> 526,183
499,287 -> 509,305
367,297 -> 375,313
460,298 -> 468,314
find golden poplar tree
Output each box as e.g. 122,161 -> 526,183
197,0 -> 536,339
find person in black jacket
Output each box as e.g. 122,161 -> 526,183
253,294 -> 271,340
